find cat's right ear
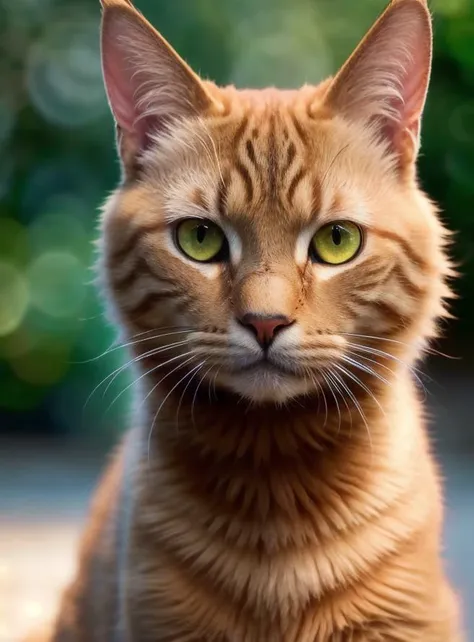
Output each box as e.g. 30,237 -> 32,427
100,0 -> 221,177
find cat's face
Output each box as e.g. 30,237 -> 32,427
99,0 -> 451,403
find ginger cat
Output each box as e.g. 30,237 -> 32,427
28,0 -> 464,640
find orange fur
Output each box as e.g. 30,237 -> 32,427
28,0 -> 463,640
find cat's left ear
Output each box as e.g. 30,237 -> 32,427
322,0 -> 432,174
100,0 -> 222,177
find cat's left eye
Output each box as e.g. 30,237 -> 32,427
175,218 -> 227,263
310,221 -> 362,265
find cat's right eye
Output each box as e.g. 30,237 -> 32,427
175,218 -> 228,263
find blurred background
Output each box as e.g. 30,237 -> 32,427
0,0 -> 473,638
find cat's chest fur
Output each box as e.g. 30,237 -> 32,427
120,408 -> 453,642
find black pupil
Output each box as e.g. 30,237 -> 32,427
196,224 -> 208,244
331,225 -> 342,246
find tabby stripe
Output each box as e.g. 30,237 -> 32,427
232,116 -> 249,149
267,113 -> 278,201
111,221 -> 167,262
234,161 -> 254,203
349,295 -> 373,307
287,168 -> 306,206
112,256 -> 173,289
387,265 -> 423,298
290,112 -> 310,150
128,290 -> 179,317
230,114 -> 255,203
311,180 -> 323,213
282,141 -> 296,176
371,229 -> 427,270
131,296 -> 191,331
375,301 -> 410,327
346,302 -> 368,316
354,280 -> 385,293
189,187 -> 207,211
245,139 -> 258,171
350,258 -> 388,284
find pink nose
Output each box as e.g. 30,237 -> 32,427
238,314 -> 293,348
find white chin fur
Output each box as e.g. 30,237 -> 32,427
219,368 -> 313,404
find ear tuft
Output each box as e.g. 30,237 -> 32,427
324,0 -> 432,170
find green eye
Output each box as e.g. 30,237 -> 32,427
175,219 -> 227,263
311,221 -> 362,265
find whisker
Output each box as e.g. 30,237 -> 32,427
211,366 -> 221,400
106,349 -> 195,414
320,371 -> 341,434
176,360 -> 208,429
191,362 -> 214,428
102,339 -> 191,400
336,363 -> 386,418
125,325 -> 191,341
327,368 -> 353,432
332,367 -> 373,451
147,358 -> 202,461
141,352 -> 196,407
346,349 -> 429,400
346,342 -> 429,390
341,355 -> 391,387
346,349 -> 397,378
306,368 -> 327,426
74,329 -> 192,364
82,339 -> 190,411
340,332 -> 459,360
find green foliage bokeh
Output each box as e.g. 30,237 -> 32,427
0,0 -> 473,437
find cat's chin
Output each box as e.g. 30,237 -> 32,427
217,366 -> 314,404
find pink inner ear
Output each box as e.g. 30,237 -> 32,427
398,42 -> 431,132
102,58 -> 137,133
102,24 -> 163,152
102,24 -> 141,135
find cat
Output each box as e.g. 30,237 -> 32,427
26,0 -> 464,640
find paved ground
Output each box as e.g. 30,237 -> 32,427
0,439 -> 472,641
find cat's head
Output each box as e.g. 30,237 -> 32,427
99,0 -> 452,404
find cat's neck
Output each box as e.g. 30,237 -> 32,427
140,370 -> 424,552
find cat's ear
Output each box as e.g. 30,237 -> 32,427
322,0 -> 432,173
100,0 -> 221,176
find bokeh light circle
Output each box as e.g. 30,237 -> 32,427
10,344 -> 70,386
0,262 -> 29,336
29,209 -> 89,259
28,251 -> 87,318
26,15 -> 106,127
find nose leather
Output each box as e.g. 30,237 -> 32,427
238,313 -> 293,349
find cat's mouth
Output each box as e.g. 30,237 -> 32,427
238,357 -> 296,376
218,356 -> 313,403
